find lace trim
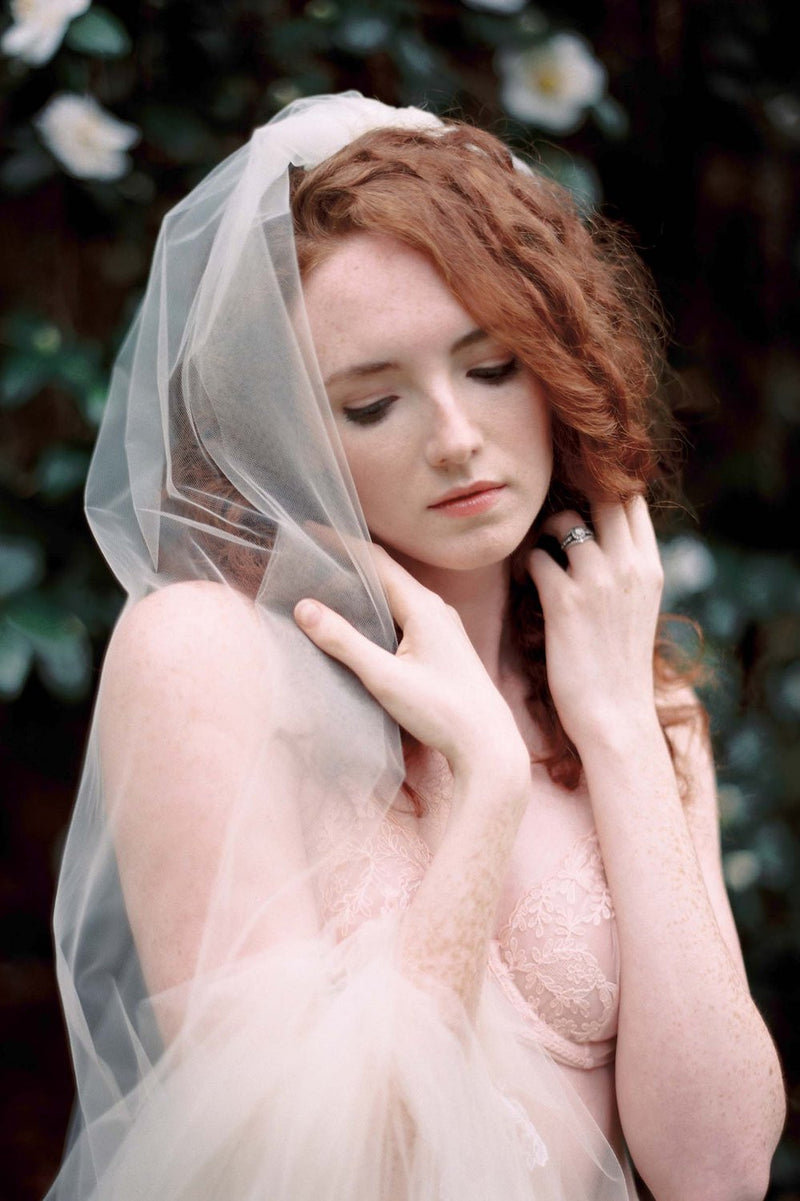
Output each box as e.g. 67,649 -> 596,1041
317,814 -> 619,1068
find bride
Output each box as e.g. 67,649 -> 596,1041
46,93 -> 783,1201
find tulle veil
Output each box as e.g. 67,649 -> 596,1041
46,92 -> 635,1201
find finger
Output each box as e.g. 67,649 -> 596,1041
527,546 -> 575,601
294,598 -> 394,693
589,500 -> 632,555
623,493 -> 659,556
367,544 -> 442,629
538,510 -> 599,564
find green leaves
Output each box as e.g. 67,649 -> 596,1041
0,536 -> 93,701
35,445 -> 93,501
65,8 -> 132,59
0,311 -> 113,702
0,312 -> 107,425
0,619 -> 34,700
0,595 -> 92,701
0,536 -> 46,600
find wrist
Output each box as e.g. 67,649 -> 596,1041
448,722 -> 531,799
567,690 -> 659,745
575,706 -> 670,770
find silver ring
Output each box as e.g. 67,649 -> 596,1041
559,525 -> 595,551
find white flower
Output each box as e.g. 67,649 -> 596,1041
1,0 -> 90,66
498,32 -> 607,134
35,93 -> 139,180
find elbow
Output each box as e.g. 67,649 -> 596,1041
648,1137 -> 779,1201
676,1159 -> 772,1201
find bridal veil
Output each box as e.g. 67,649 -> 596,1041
46,92 -> 633,1201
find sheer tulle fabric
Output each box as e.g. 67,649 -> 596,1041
46,93 -> 633,1200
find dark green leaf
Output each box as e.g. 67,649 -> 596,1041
0,148 -> 58,194
5,593 -> 84,652
5,594 -> 92,699
0,350 -> 53,408
139,105 -> 214,164
266,17 -> 330,60
35,630 -> 93,699
1,312 -> 62,354
333,14 -> 392,54
0,619 -> 33,701
54,345 -> 102,397
0,536 -> 46,599
65,7 -> 132,58
35,445 -> 92,500
79,382 -> 109,428
591,95 -> 630,140
536,148 -> 602,211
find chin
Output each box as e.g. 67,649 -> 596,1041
389,528 -> 528,575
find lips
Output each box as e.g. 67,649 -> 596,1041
428,481 -> 504,508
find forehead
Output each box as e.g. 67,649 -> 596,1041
300,232 -> 475,367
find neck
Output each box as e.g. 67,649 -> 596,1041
392,555 -> 515,686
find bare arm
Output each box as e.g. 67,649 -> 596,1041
294,549 -> 532,1019
529,498 -> 785,1201
100,582 -> 319,1037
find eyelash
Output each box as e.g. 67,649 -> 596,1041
469,358 -> 519,385
343,396 -> 398,426
342,358 -> 520,427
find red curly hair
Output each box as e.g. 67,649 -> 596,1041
290,120 -> 704,797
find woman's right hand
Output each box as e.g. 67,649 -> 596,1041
294,545 -> 528,781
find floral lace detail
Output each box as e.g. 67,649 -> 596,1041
316,811 -> 619,1067
495,832 -> 618,1049
317,810 -> 432,940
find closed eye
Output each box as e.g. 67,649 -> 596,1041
468,358 -> 519,384
343,396 -> 398,425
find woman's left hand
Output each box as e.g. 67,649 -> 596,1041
527,494 -> 664,747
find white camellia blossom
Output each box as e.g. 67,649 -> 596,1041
1,0 -> 90,66
35,93 -> 139,180
498,32 -> 607,134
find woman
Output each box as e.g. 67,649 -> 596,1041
47,93 -> 783,1201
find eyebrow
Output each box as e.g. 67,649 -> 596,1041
323,327 -> 490,388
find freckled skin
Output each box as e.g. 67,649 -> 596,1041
108,232 -> 785,1201
301,233 -> 553,579
297,237 -> 785,1199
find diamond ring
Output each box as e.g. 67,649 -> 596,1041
559,526 -> 595,551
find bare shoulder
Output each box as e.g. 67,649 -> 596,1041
109,579 -> 262,654
102,581 -> 274,717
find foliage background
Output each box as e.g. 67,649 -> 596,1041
1,1 -> 798,1197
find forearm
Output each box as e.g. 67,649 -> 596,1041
580,714 -> 784,1201
397,751 -> 530,1019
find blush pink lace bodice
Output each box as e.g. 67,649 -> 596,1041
316,805 -> 619,1071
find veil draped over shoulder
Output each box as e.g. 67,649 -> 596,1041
47,93 -> 633,1201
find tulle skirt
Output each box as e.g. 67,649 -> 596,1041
47,916 -> 634,1201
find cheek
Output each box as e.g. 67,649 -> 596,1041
507,387 -> 552,458
342,442 -> 399,529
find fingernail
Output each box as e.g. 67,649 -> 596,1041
294,599 -> 320,627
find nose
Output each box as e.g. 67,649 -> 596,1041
424,393 -> 483,468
